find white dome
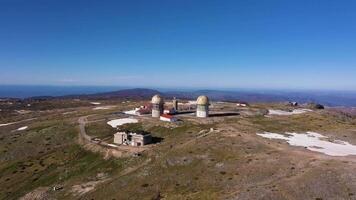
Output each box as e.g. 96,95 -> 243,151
151,94 -> 164,104
196,95 -> 209,105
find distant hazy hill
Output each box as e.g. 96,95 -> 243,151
0,85 -> 123,98
164,90 -> 289,103
83,88 -> 356,107
92,88 -> 161,99
70,88 -> 161,100
2,86 -> 356,107
166,90 -> 356,107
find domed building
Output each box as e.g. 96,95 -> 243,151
196,95 -> 209,118
151,94 -> 164,117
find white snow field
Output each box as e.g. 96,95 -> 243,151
90,102 -> 101,105
107,118 -> 138,128
257,132 -> 356,156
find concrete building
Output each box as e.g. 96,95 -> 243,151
151,94 -> 164,118
172,97 -> 178,111
196,95 -> 210,118
160,114 -> 177,122
114,131 -> 152,146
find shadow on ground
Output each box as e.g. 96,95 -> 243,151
151,137 -> 164,144
209,112 -> 240,117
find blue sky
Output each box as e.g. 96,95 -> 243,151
1,0 -> 356,90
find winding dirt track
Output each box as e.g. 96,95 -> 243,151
78,116 -> 92,143
77,115 -> 128,158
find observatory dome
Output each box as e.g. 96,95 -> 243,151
151,94 -> 164,104
196,95 -> 209,105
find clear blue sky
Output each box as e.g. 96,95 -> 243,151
1,0 -> 356,90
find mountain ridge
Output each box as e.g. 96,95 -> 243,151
3,88 -> 356,107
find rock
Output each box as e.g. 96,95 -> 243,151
307,102 -> 325,109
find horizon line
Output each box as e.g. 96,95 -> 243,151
1,84 -> 356,93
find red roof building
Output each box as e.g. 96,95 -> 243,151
160,114 -> 177,122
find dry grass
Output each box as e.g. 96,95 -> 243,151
1,100 -> 356,200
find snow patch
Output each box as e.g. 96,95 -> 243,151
63,111 -> 77,115
93,106 -> 115,110
107,118 -> 138,128
124,109 -> 139,115
16,110 -> 31,114
257,132 -> 356,156
17,126 -> 28,131
268,109 -> 312,116
90,102 -> 101,105
0,122 -> 15,127
0,118 -> 37,127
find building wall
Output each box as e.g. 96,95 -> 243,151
196,105 -> 209,118
114,132 -> 126,144
132,134 -> 152,146
114,132 -> 152,146
131,136 -> 142,146
142,135 -> 152,145
152,103 -> 164,117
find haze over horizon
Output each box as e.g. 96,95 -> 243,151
1,0 -> 356,90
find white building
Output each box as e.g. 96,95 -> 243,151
196,95 -> 209,118
114,131 -> 152,146
160,114 -> 177,122
151,95 -> 164,118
